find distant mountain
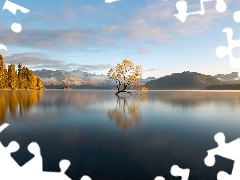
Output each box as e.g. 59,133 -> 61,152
215,72 -> 240,84
33,69 -> 112,86
145,71 -> 225,90
215,72 -> 239,80
34,69 -> 238,90
32,69 -> 152,89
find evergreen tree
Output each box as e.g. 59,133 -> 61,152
0,55 -> 6,89
37,77 -> 44,90
0,54 -> 45,90
17,63 -> 23,89
8,63 -> 17,90
18,63 -> 22,76
21,66 -> 29,89
4,68 -> 8,89
27,69 -> 37,89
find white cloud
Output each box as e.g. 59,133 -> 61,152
105,0 -> 120,3
144,68 -> 158,72
3,53 -> 113,71
0,0 -> 234,53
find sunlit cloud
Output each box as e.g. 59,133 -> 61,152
0,0 -> 234,54
4,53 -> 113,71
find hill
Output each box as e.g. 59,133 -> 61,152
145,71 -> 225,90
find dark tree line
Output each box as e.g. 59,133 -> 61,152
0,55 -> 44,90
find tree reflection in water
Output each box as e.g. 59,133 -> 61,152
108,95 -> 147,131
0,90 -> 43,124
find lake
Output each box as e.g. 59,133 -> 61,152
0,90 -> 240,180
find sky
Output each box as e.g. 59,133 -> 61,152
0,0 -> 240,78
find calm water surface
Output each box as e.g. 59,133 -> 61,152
0,90 -> 240,180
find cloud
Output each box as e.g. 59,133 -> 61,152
136,47 -> 151,54
25,3 -> 102,26
144,68 -> 158,72
128,0 -> 233,41
0,1 -> 170,51
0,28 -> 109,51
105,0 -> 120,3
172,0 -> 234,35
3,53 -> 113,71
4,52 -> 68,69
66,63 -> 114,71
0,0 -> 234,53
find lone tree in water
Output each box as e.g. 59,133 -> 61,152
107,59 -> 148,96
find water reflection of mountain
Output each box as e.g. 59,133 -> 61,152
146,91 -> 240,108
0,90 -> 43,123
108,96 -> 147,131
37,90 -> 112,109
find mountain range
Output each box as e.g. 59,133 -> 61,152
33,69 -> 240,90
145,71 -> 225,90
33,69 -> 111,86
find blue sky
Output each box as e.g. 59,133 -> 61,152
0,0 -> 240,78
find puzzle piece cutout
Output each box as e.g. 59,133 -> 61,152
204,132 -> 240,180
174,0 -> 227,22
0,123 -> 9,132
31,160 -> 72,180
2,0 -> 30,15
216,28 -> 240,77
0,141 -> 21,176
0,0 -> 30,51
0,123 -> 92,180
154,165 -> 190,180
233,11 -> 240,23
21,142 -> 43,174
80,176 -> 92,180
0,44 -> 7,51
2,0 -> 30,33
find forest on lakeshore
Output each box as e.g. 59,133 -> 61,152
0,55 -> 44,90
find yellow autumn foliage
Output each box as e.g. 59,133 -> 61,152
107,59 -> 148,96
